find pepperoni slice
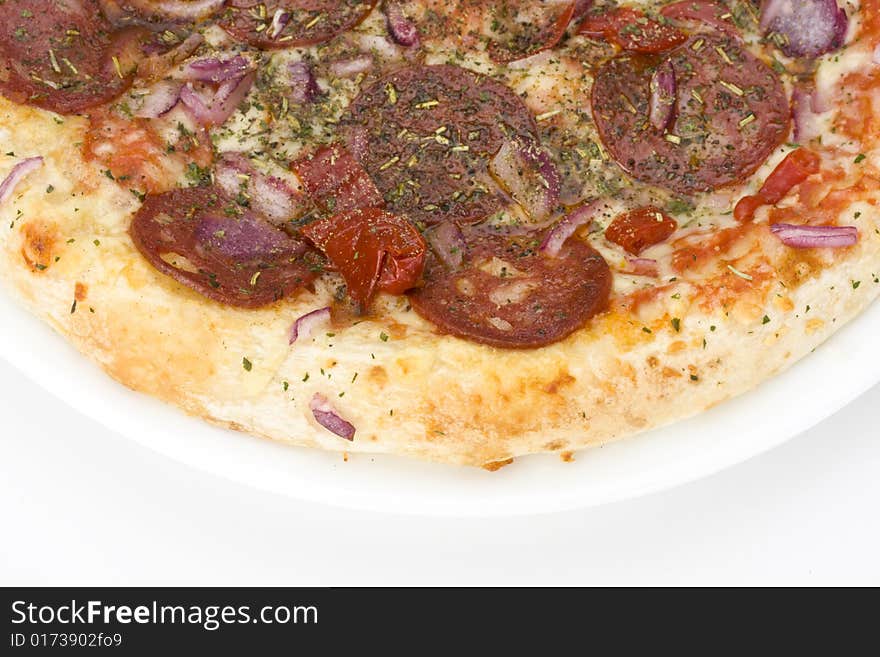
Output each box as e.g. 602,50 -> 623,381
292,145 -> 384,215
409,227 -> 611,349
407,1 -> 576,62
579,8 -> 687,53
99,0 -> 226,25
591,35 -> 790,195
220,0 -> 378,49
660,1 -> 742,36
485,1 -> 576,63
0,0 -> 143,114
605,207 -> 678,255
342,64 -> 537,226
130,185 -> 320,307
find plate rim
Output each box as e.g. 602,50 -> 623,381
1,288 -> 878,517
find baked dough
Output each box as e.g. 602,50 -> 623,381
1,1 -> 878,467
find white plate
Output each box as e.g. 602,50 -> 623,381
1,285 -> 878,517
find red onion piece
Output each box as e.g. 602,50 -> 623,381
0,157 -> 44,206
540,201 -> 598,258
770,223 -> 859,248
287,61 -> 321,104
179,84 -> 211,119
810,87 -> 832,114
329,55 -> 374,79
133,80 -> 182,118
180,72 -> 255,126
215,153 -> 306,225
181,56 -> 252,82
269,9 -> 291,39
310,393 -> 356,441
383,2 -> 420,47
489,138 -> 561,222
761,0 -> 848,58
649,59 -> 676,132
874,43 -> 880,65
138,33 -> 205,81
623,257 -> 659,277
791,87 -> 826,143
193,213 -> 306,260
290,307 -> 332,344
425,222 -> 468,269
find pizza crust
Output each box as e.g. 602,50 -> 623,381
2,3 -> 880,467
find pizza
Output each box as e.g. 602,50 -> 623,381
0,0 -> 878,468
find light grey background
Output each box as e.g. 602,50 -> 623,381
1,358 -> 877,586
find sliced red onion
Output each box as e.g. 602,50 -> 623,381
133,80 -> 182,118
310,393 -> 356,441
649,59 -> 677,132
121,0 -> 225,22
481,200 -> 560,235
811,87 -> 832,114
623,257 -> 659,277
383,2 -> 420,48
770,223 -> 859,248
329,55 -> 374,79
540,201 -> 598,258
290,307 -> 332,344
269,9 -> 291,39
180,72 -> 255,126
792,87 -> 824,142
181,56 -> 252,83
489,138 -> 561,222
216,153 -> 305,225
874,43 -> 880,65
194,213 -> 305,260
761,0 -> 848,59
287,61 -> 321,105
139,33 -> 205,81
425,222 -> 467,269
0,157 -> 43,206
179,84 -> 211,120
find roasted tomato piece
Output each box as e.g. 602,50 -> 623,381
734,149 -> 822,222
301,208 -> 426,309
605,207 -> 678,255
579,8 -> 687,53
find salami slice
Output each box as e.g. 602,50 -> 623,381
409,227 -> 611,348
130,185 -> 320,308
99,1 -> 226,25
0,0 -> 143,114
220,0 -> 378,49
342,64 -> 538,226
659,1 -> 743,36
591,34 -> 790,195
485,0 -> 576,63
292,145 -> 384,215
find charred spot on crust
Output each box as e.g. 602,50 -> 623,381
21,220 -> 58,272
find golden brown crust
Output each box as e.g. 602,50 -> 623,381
2,4 -> 880,467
